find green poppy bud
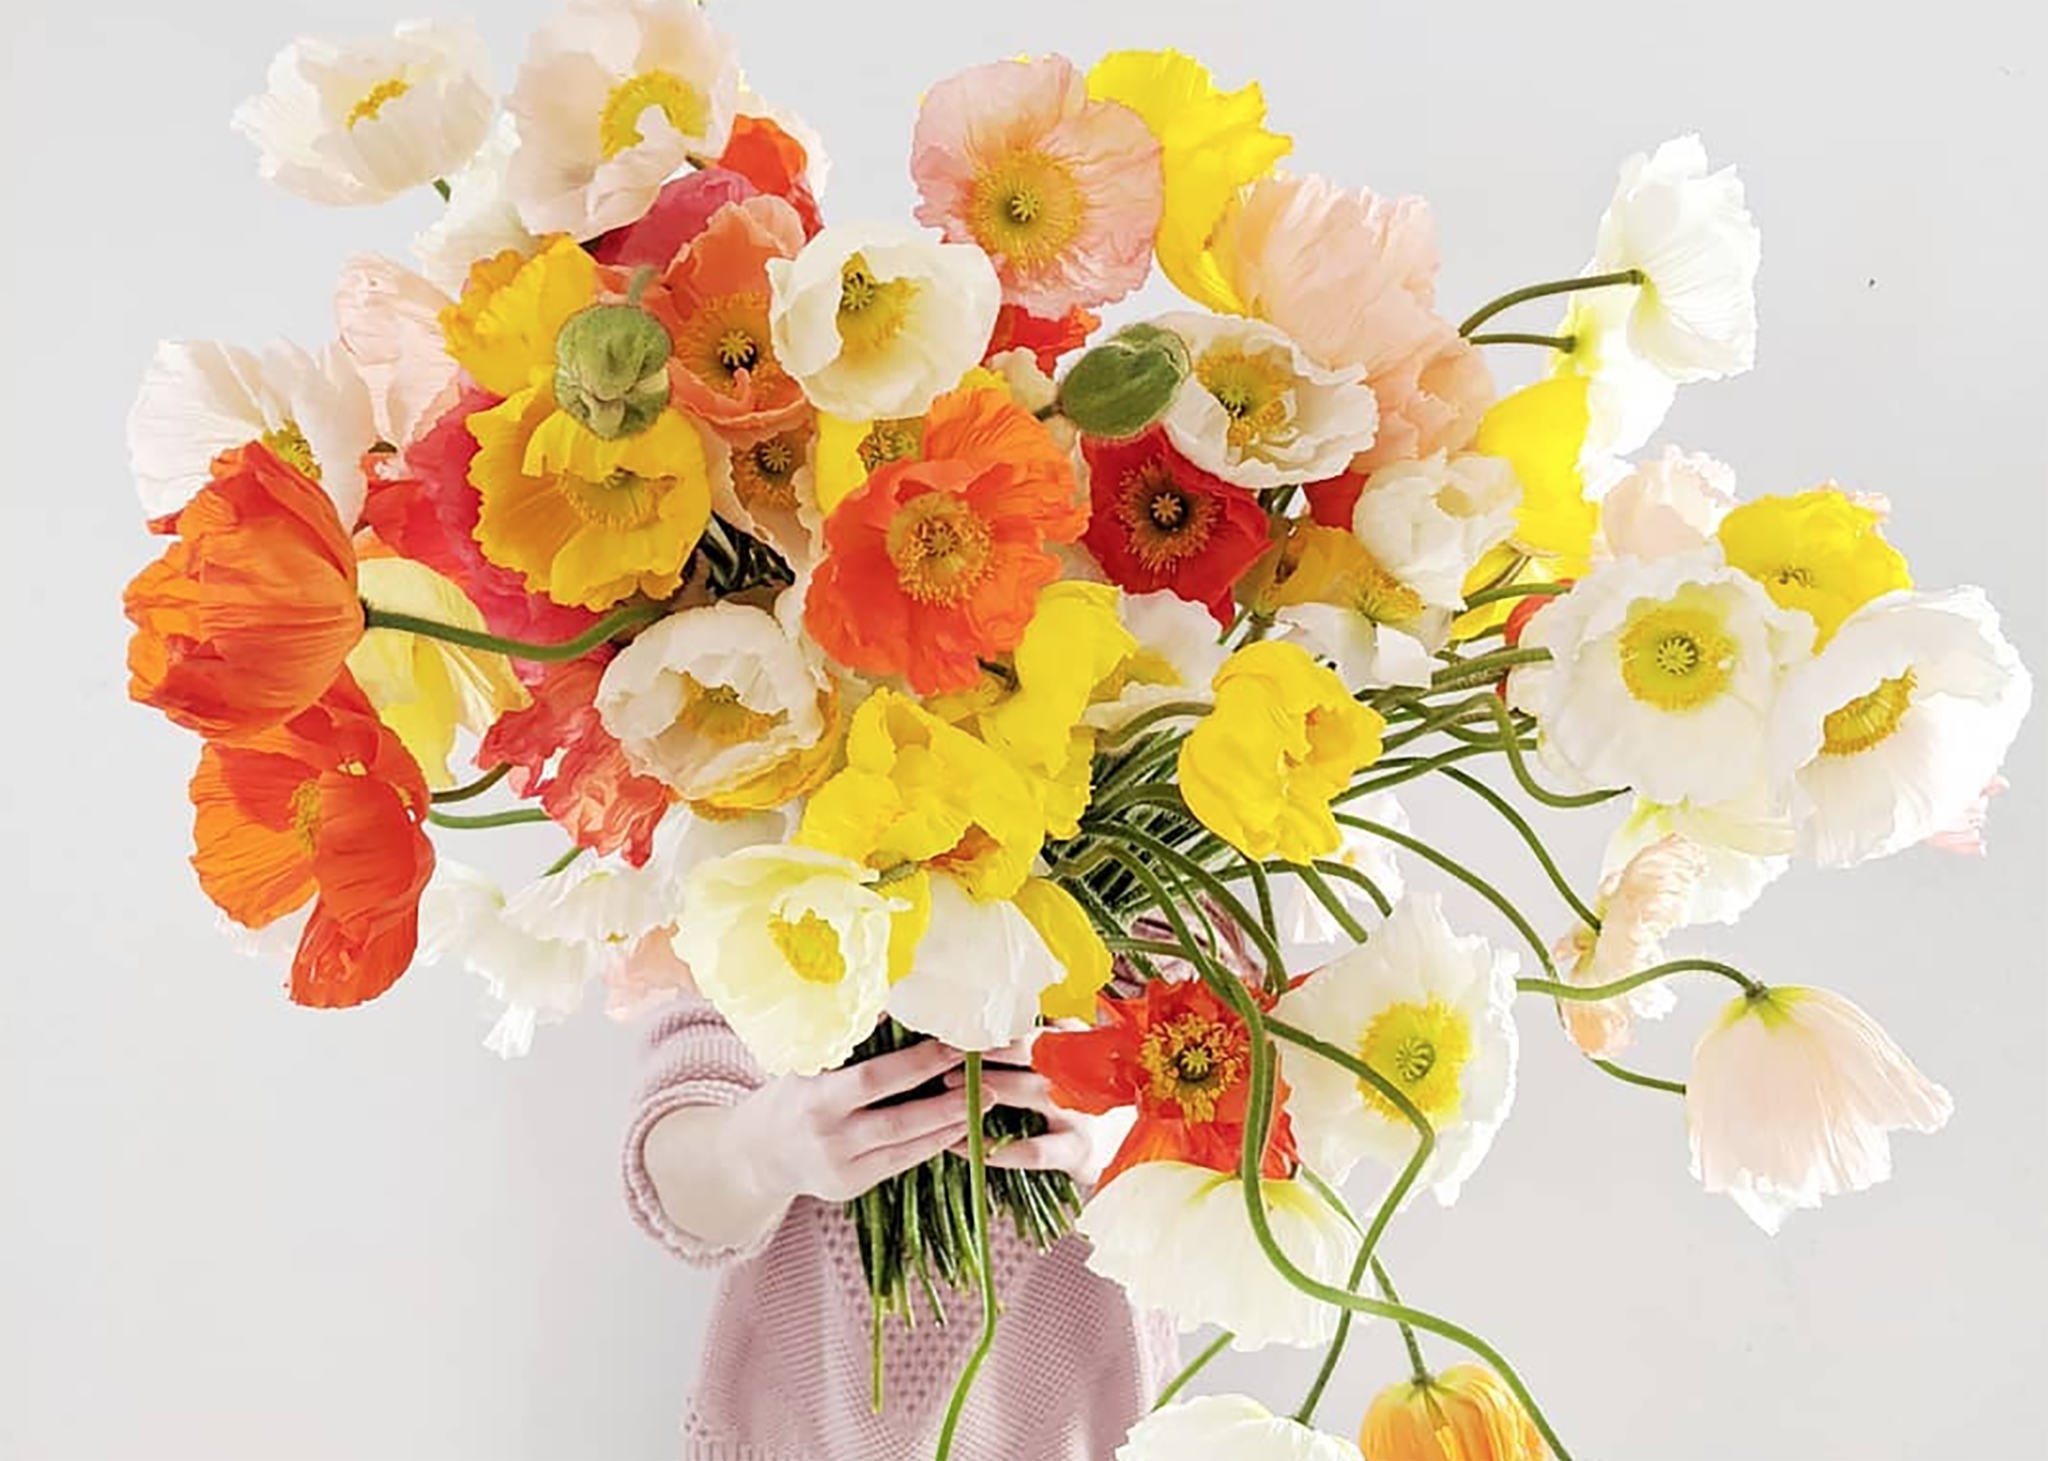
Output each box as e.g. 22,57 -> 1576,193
554,302 -> 673,440
1057,322 -> 1191,440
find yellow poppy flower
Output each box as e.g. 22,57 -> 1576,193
1359,1364 -> 1549,1460
1473,376 -> 1596,574
1011,877 -> 1113,1022
1716,487 -> 1911,645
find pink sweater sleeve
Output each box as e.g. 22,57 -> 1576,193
622,996 -> 786,1269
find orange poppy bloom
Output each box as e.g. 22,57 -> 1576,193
1032,975 -> 1297,1188
1359,1364 -> 1549,1461
126,442 -> 363,740
191,671 -> 433,1008
715,112 -> 824,237
985,302 -> 1101,375
804,385 -> 1086,694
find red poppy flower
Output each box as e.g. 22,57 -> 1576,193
125,442 -> 363,740
190,672 -> 433,1008
985,302 -> 1100,376
1079,428 -> 1273,625
1033,976 -> 1297,1188
1302,466 -> 1368,530
478,655 -> 673,867
588,168 -> 759,271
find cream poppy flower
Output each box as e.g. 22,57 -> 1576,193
1688,986 -> 1951,1232
333,255 -> 463,448
1591,134 -> 1761,382
1273,895 -> 1519,1203
674,844 -> 901,1077
886,874 -> 1064,1052
506,0 -> 740,238
1351,452 -> 1521,612
1117,1395 -> 1365,1461
1269,791 -> 1408,972
414,115 -> 539,295
766,222 -> 1002,420
1551,834 -> 1705,1058
1509,549 -> 1813,808
1272,604 -> 1437,693
127,338 -> 375,526
1078,1161 -> 1360,1350
1600,790 -> 1792,927
1079,589 -> 1230,736
1768,587 -> 2032,867
1155,312 -> 1379,490
1553,285 -> 1677,461
1595,446 -> 1738,563
232,20 -> 494,207
594,599 -> 838,812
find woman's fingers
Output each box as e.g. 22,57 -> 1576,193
953,1128 -> 1092,1174
845,1119 -> 976,1193
943,1064 -> 1055,1113
839,1088 -> 980,1155
827,1039 -> 965,1111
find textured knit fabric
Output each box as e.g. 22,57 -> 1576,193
624,998 -> 1183,1461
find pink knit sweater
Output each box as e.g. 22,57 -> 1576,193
624,998 -> 1182,1460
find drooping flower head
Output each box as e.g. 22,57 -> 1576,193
126,443 -> 364,741
1359,1365 -> 1550,1461
1551,834 -> 1707,1058
803,384 -> 1085,693
1688,985 -> 1952,1232
1717,487 -> 1911,647
1275,895 -> 1520,1203
506,0 -> 740,238
190,672 -> 433,1008
1079,427 -> 1272,624
912,55 -> 1162,316
767,222 -> 1002,421
233,20 -> 494,207
1120,1395 -> 1365,1461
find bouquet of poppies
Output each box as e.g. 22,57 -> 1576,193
123,3 -> 2032,1457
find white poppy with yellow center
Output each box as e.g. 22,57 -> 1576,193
1155,312 -> 1379,490
1077,589 -> 1230,737
1273,895 -> 1518,1204
506,0 -> 740,237
1768,587 -> 2031,868
885,873 -> 1066,1053
1351,451 -> 1522,613
1510,547 -> 1813,808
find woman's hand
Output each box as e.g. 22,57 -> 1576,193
942,1027 -> 1134,1189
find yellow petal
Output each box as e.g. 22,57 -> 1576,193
812,411 -> 873,518
1013,877 -> 1112,1022
440,236 -> 596,399
1475,377 -> 1596,574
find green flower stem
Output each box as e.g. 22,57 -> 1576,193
1379,696 -> 1505,755
1153,1330 -> 1233,1411
1462,579 -> 1572,611
1371,1258 -> 1433,1386
1336,744 -> 1505,802
1592,1058 -> 1688,1096
1466,331 -> 1577,350
1097,699 -> 1212,752
1518,956 -> 1765,1003
1429,645 -> 1552,690
430,763 -> 510,805
360,600 -> 666,662
933,1053 -> 998,1461
541,846 -> 586,878
427,806 -> 555,831
1411,694 -> 1626,810
1436,766 -> 1600,930
1288,861 -> 1372,944
432,177 -> 452,201
1306,858 -> 1393,919
1457,268 -> 1646,339
1087,820 -> 1288,990
1337,814 -> 1559,980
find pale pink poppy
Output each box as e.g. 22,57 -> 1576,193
911,55 -> 1162,316
1552,834 -> 1707,1057
333,255 -> 462,449
606,928 -> 700,1021
1927,776 -> 2008,856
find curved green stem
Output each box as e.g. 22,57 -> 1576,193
361,600 -> 665,663
1371,1259 -> 1433,1386
1429,646 -> 1552,690
429,763 -> 510,805
1458,268 -> 1645,338
1429,695 -> 1628,810
1088,820 -> 1289,992
1336,743 -> 1504,801
1592,1058 -> 1687,1096
1288,861 -> 1372,944
933,1053 -> 997,1460
1518,956 -> 1766,1002
1337,815 -> 1559,981
1152,1330 -> 1232,1411
1436,766 -> 1600,931
427,806 -> 555,831
1461,580 -> 1572,611
1467,331 -> 1577,350
541,845 -> 587,878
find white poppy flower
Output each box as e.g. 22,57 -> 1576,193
128,339 -> 375,526
506,0 -> 740,238
1157,312 -> 1379,490
1688,986 -> 1951,1232
1509,548 -> 1813,808
1554,286 -> 1678,461
1118,1395 -> 1364,1461
414,114 -> 539,295
1592,134 -> 1761,382
1272,604 -> 1438,694
1551,834 -> 1704,1058
1078,1161 -> 1360,1350
333,255 -> 463,448
674,844 -> 900,1077
1079,589 -> 1230,736
1352,452 -> 1521,612
1273,896 -> 1519,1203
1768,587 -> 2031,867
886,874 -> 1062,1052
1269,790 -> 1408,972
767,222 -> 1002,420
1600,789 -> 1793,927
232,20 -> 494,207
1596,445 -> 1739,563
418,861 -> 614,1058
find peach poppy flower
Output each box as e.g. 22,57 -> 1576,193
1359,1364 -> 1548,1460
1550,834 -> 1707,1058
125,442 -> 363,741
191,672 -> 433,1008
912,54 -> 1162,315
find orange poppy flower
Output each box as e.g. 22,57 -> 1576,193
715,112 -> 824,237
126,442 -> 363,740
804,385 -> 1086,694
985,302 -> 1101,375
191,671 -> 433,1008
1032,975 -> 1297,1188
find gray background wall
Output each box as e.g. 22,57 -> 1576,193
3,2 -> 2043,1457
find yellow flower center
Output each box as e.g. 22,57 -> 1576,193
733,430 -> 805,513
767,909 -> 847,986
346,77 -> 411,129
559,467 -> 669,528
674,292 -> 778,396
1617,604 -> 1736,712
261,420 -> 321,481
289,778 -> 323,856
1116,458 -> 1219,571
1195,349 -> 1295,450
1821,670 -> 1916,756
885,493 -> 996,605
968,150 -> 1084,264
837,256 -> 918,359
678,674 -> 788,745
1136,1012 -> 1246,1123
599,69 -> 710,158
858,418 -> 926,471
1358,996 -> 1473,1125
